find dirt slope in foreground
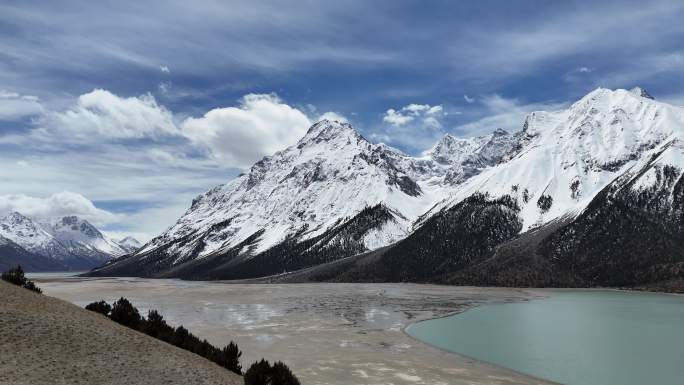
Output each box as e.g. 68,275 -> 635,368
0,281 -> 241,385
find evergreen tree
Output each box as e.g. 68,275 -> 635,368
270,361 -> 300,385
109,297 -> 142,328
85,300 -> 111,316
1,265 -> 42,294
244,359 -> 300,385
144,309 -> 173,340
221,341 -> 242,375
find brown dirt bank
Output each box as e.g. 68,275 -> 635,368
0,281 -> 241,385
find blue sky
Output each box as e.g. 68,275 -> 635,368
1,0 -> 684,240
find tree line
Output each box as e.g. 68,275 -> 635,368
2,265 -> 300,384
85,297 -> 300,385
1,265 -> 41,293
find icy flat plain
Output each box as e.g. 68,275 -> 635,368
35,275 -> 552,385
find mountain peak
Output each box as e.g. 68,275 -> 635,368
53,216 -> 102,239
119,236 -> 141,246
299,119 -> 361,145
492,128 -> 509,136
629,86 -> 654,100
4,211 -> 30,221
117,236 -> 142,253
578,87 -> 656,105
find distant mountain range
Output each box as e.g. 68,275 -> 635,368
85,87 -> 684,290
0,212 -> 140,271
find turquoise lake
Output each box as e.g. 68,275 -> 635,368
406,290 -> 684,385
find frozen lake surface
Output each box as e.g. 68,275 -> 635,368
32,274 -> 551,385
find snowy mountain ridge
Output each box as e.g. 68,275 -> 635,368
0,212 -> 136,270
91,87 -> 684,284
427,87 -> 683,231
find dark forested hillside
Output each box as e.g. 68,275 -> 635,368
444,161 -> 684,291
89,204 -> 404,280
321,193 -> 523,282
274,161 -> 684,292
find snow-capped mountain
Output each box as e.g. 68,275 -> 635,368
421,128 -> 516,185
423,86 -> 682,231
0,234 -> 65,272
0,212 -> 127,270
116,236 -> 142,253
92,119 -> 509,278
89,87 -> 684,289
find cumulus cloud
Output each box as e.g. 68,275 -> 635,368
0,191 -> 118,225
160,65 -> 170,73
318,111 -> 348,123
182,93 -> 312,168
383,108 -> 414,126
382,103 -> 445,127
463,94 -> 475,103
376,102 -> 448,151
0,90 -> 44,121
42,89 -> 179,141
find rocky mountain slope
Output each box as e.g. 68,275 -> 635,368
89,88 -> 684,289
91,120 -> 515,279
0,212 -> 135,271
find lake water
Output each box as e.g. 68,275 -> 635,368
406,290 -> 684,385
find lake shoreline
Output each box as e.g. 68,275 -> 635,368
401,289 -> 560,385
405,288 -> 684,385
32,277 -> 555,385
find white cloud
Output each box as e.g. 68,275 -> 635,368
318,111 -> 348,123
578,66 -> 592,73
463,94 -> 475,103
383,108 -> 414,126
402,104 -> 429,114
160,65 -> 170,73
456,94 -> 567,136
42,89 -> 179,141
423,116 -> 442,129
426,105 -> 443,114
0,90 -> 44,121
181,93 -> 312,168
158,81 -> 172,94
0,191 -> 118,225
382,103 -> 445,127
378,102 -> 447,150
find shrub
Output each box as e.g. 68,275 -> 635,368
109,297 -> 142,328
537,194 -> 553,213
82,298 -> 247,379
1,265 -> 42,294
244,359 -> 272,385
144,309 -> 174,340
85,300 -> 111,316
220,341 -> 242,375
270,361 -> 300,385
244,359 -> 300,385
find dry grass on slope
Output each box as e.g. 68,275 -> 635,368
0,281 -> 241,385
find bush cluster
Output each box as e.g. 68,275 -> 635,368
244,359 -> 301,385
85,297 -> 243,375
84,300 -> 111,316
1,265 -> 42,294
